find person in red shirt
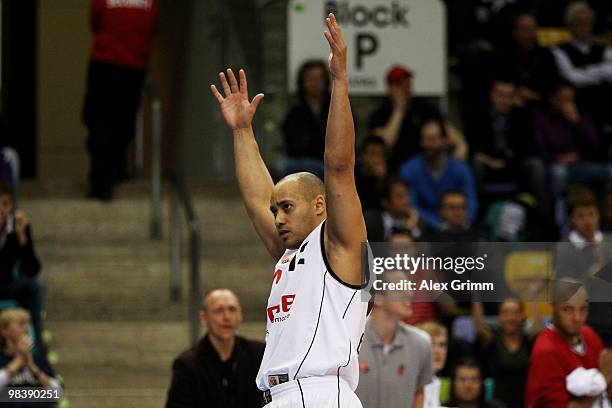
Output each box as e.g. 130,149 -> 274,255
83,0 -> 159,200
525,280 -> 612,407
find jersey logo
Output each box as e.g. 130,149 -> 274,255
267,294 -> 295,323
288,241 -> 309,272
273,269 -> 283,285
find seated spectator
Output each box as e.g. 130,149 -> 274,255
472,300 -> 538,407
165,289 -> 264,408
355,136 -> 388,210
555,190 -> 612,347
368,65 -> 444,170
534,81 -> 611,221
399,119 -> 478,229
0,308 -> 62,405
552,2 -> 612,137
0,182 -> 42,343
466,79 -> 546,210
419,321 -> 450,408
356,271 -> 433,408
555,189 -> 608,280
278,60 -> 330,179
449,358 -> 505,408
525,280 -> 612,407
423,190 -> 482,242
492,13 -> 560,107
364,177 -> 427,242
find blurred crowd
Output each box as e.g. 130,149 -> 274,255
265,1 -> 612,407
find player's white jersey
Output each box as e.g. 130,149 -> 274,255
256,221 -> 369,391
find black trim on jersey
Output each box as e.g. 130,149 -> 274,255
297,379 -> 306,408
342,290 -> 358,319
320,221 -> 367,290
337,340 -> 352,408
294,271 -> 327,380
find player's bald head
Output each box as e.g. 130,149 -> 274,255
276,172 -> 325,201
201,288 -> 241,311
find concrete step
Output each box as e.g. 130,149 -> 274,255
19,182 -> 275,321
49,321 -> 265,407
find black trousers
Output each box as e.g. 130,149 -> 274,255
82,60 -> 145,195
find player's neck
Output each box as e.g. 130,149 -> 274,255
371,311 -> 399,346
209,334 -> 236,363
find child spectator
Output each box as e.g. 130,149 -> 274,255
419,321 -> 450,408
0,308 -> 62,405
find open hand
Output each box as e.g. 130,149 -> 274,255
210,69 -> 264,130
324,13 -> 347,80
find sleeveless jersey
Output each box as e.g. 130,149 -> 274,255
256,221 -> 369,391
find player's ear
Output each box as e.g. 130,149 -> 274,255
199,310 -> 207,326
314,194 -> 325,216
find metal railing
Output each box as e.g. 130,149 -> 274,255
134,73 -> 162,240
170,175 -> 202,346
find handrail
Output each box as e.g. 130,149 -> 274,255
135,72 -> 162,240
169,174 -> 202,346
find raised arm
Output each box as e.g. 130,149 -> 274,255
322,14 -> 367,286
211,69 -> 283,260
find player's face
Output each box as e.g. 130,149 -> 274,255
271,182 -> 323,250
431,333 -> 448,373
498,300 -> 524,335
453,366 -> 482,404
200,291 -> 243,343
553,300 -> 588,338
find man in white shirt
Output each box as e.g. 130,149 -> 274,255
552,1 -> 612,135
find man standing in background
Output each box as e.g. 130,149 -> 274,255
83,0 -> 159,200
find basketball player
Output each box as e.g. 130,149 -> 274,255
210,13 -> 368,408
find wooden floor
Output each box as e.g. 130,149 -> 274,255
21,181 -> 269,407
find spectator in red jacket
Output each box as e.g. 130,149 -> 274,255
83,0 -> 159,200
525,279 -> 612,407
